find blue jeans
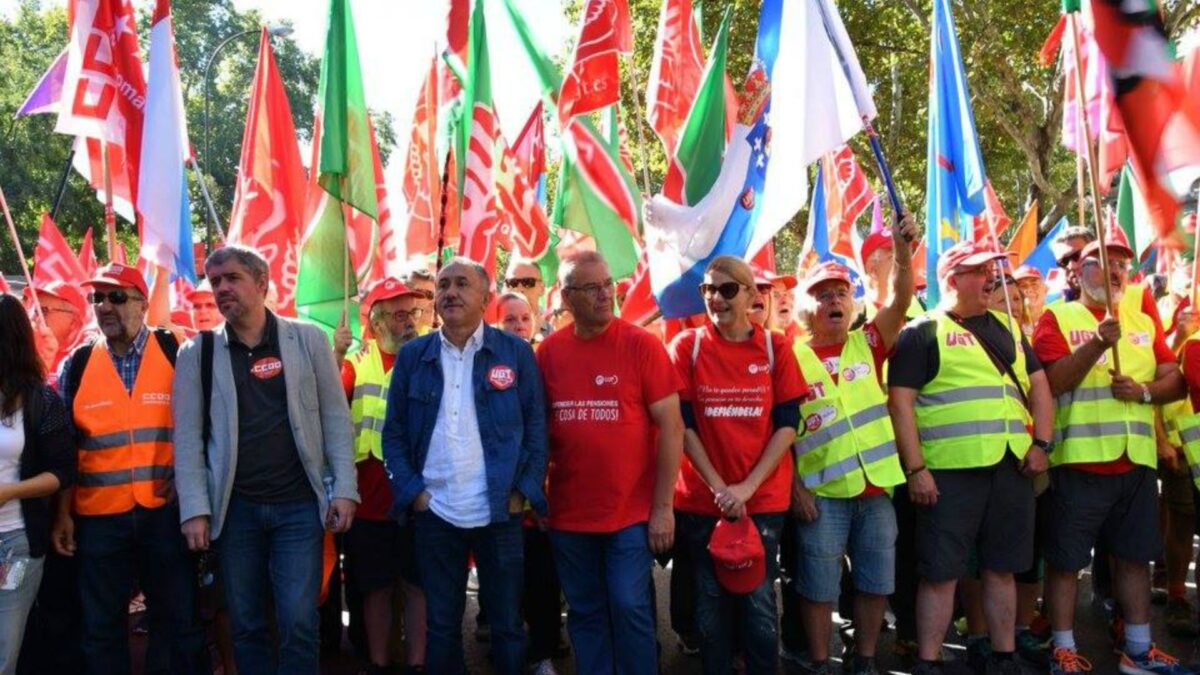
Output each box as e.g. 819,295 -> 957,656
0,530 -> 41,675
678,511 -> 784,675
796,494 -> 897,602
76,505 -> 207,675
217,496 -> 323,675
414,510 -> 525,675
549,523 -> 657,675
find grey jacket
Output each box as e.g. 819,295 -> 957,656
172,315 -> 358,538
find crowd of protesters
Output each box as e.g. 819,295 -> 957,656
5,213 -> 1200,675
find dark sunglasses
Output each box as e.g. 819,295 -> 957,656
88,290 -> 140,305
1057,251 -> 1081,267
698,282 -> 744,300
505,277 -> 540,290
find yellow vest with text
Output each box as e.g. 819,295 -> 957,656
913,311 -> 1032,470
793,331 -> 904,497
349,340 -> 389,463
1045,286 -> 1157,468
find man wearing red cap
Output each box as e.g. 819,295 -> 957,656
186,278 -> 221,332
1014,266 -> 1047,329
888,241 -> 1054,675
52,263 -> 208,674
341,277 -> 427,674
861,228 -> 924,324
25,281 -> 90,382
1032,240 -> 1190,674
789,217 -> 915,674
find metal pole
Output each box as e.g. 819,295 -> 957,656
50,148 -> 75,221
101,141 -> 117,262
623,55 -> 653,198
189,156 -> 224,243
0,182 -> 44,324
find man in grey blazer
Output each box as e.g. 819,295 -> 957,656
172,245 -> 358,675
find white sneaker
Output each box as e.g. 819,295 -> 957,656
531,658 -> 558,675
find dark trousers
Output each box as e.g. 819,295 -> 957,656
891,483 -> 919,642
779,513 -> 808,654
75,504 -> 208,675
669,509 -> 698,644
523,526 -> 562,662
414,510 -> 526,675
217,496 -> 324,675
17,551 -> 83,674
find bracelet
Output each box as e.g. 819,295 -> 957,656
904,465 -> 926,478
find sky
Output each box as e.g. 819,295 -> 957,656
0,0 -> 572,214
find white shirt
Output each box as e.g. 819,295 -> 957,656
0,410 -> 25,533
423,322 -> 491,528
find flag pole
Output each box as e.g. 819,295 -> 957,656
340,180 -> 352,324
432,146 -> 454,331
49,148 -> 75,221
623,54 -> 653,197
1068,12 -> 1120,372
0,183 -> 45,325
101,141 -> 118,262
189,156 -> 225,245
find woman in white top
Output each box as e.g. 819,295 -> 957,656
0,294 -> 75,674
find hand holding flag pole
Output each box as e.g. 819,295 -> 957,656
0,183 -> 45,325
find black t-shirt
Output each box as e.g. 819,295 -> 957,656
889,311 -> 1043,390
228,312 -> 313,503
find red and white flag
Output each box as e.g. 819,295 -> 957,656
55,0 -> 146,223
972,180 -> 1011,250
826,145 -> 872,255
646,0 -> 704,158
227,30 -> 307,316
558,0 -> 632,125
401,54 -> 443,262
33,214 -> 89,290
78,227 -> 98,277
494,105 -> 550,260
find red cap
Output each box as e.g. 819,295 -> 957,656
362,277 -> 422,311
1013,265 -> 1043,282
1081,239 -> 1134,262
85,263 -> 148,297
24,280 -> 87,316
861,229 -> 894,264
761,269 -> 797,290
801,261 -> 854,293
708,517 -> 766,594
936,241 -> 1007,281
185,278 -> 214,302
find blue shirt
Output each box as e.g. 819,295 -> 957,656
56,326 -> 151,411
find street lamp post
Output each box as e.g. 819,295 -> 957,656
201,23 -> 294,256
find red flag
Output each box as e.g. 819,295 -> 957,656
825,146 -> 872,260
558,0 -> 632,125
619,253 -> 659,325
493,105 -> 550,260
353,117 -> 400,290
55,0 -> 145,223
227,30 -> 307,316
1088,1 -> 1200,246
0,274 -> 9,295
1058,14 -> 1128,194
972,180 -> 1011,250
646,0 -> 704,158
511,101 -> 545,181
78,227 -> 98,277
456,101 -> 506,275
33,214 -> 89,289
401,55 -> 443,262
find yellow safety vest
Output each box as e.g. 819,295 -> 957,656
793,331 -> 904,497
1046,286 -> 1157,468
1173,334 -> 1200,486
914,310 -> 1032,470
348,340 -> 390,463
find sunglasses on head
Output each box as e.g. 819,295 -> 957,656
698,282 -> 744,300
505,277 -> 540,290
88,290 -> 140,305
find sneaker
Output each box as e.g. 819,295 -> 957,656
1016,629 -> 1050,668
1049,647 -> 1093,674
985,659 -> 1025,675
530,659 -> 558,675
1165,598 -> 1200,638
797,659 -> 836,675
1119,644 -> 1194,675
967,638 -> 993,673
845,655 -> 880,675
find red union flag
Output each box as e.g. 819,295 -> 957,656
825,145 -> 871,259
457,103 -> 506,274
558,0 -> 632,125
228,30 -> 307,316
646,0 -> 704,157
494,107 -> 550,260
401,54 -> 442,261
55,0 -> 145,222
33,214 -> 89,289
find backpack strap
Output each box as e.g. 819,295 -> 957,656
200,331 -> 214,448
65,343 -> 95,409
152,329 -> 179,366
765,328 -> 775,373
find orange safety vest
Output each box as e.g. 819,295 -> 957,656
72,335 -> 176,516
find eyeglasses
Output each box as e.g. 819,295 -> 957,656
88,290 -> 142,305
1057,251 -> 1082,267
412,289 -> 434,300
755,283 -> 774,294
698,282 -> 744,300
377,308 -> 424,322
505,277 -> 541,290
565,279 -> 615,297
814,287 -> 851,304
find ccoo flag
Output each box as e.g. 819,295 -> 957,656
925,0 -> 989,304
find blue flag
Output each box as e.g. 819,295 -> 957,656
925,0 -> 988,305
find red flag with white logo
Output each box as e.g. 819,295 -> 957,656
401,54 -> 443,262
78,227 -> 98,277
825,145 -> 872,260
33,214 -> 89,290
558,0 -> 632,125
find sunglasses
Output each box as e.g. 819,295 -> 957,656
505,277 -> 540,290
698,282 -> 744,300
88,290 -> 141,305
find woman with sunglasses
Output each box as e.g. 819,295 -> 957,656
668,255 -> 808,674
0,295 -> 75,674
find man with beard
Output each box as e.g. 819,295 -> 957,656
53,263 -> 208,674
382,257 -> 546,675
1050,226 -> 1095,304
341,278 -> 427,675
1033,240 -> 1190,674
173,245 -> 358,674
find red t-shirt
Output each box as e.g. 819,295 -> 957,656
1031,290 -> 1174,475
536,319 -> 683,533
809,323 -> 891,498
341,351 -> 396,521
670,324 -> 808,516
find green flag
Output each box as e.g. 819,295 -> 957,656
1116,164 -> 1154,262
675,7 -> 731,205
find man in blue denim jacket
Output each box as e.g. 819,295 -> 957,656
382,257 -> 547,675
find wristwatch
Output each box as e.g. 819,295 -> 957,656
1032,438 -> 1054,453
1141,384 -> 1152,404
